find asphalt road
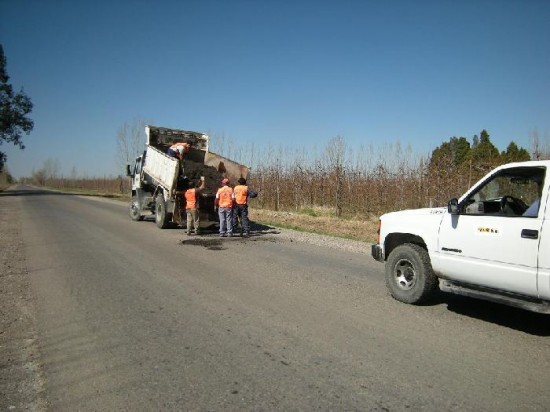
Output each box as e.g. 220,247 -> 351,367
10,186 -> 550,410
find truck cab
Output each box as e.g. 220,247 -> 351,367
372,160 -> 550,313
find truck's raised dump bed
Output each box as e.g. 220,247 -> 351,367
128,125 -> 250,230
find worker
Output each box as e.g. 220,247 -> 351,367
523,175 -> 544,217
232,177 -> 258,237
167,141 -> 191,159
215,178 -> 234,237
184,177 -> 205,235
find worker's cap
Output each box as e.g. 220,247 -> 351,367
222,178 -> 230,184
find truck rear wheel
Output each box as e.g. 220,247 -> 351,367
130,196 -> 144,221
155,195 -> 171,229
385,243 -> 438,304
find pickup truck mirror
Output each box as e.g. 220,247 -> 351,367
126,164 -> 132,177
448,198 -> 460,215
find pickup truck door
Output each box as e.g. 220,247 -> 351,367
536,194 -> 549,300
437,213 -> 541,296
436,169 -> 546,298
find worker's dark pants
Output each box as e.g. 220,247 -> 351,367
233,204 -> 249,234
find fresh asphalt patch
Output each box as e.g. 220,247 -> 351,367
181,233 -> 279,250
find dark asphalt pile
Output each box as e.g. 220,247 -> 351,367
180,159 -> 224,194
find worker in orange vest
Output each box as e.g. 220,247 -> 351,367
232,177 -> 258,237
167,142 -> 191,160
215,178 -> 234,237
184,177 -> 205,235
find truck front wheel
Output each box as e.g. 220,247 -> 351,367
130,196 -> 144,221
385,243 -> 438,304
155,195 -> 171,229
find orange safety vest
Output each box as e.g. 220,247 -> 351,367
217,186 -> 233,208
185,188 -> 197,210
169,142 -> 190,153
233,185 -> 248,205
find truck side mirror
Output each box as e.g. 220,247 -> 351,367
126,164 -> 132,177
448,198 -> 460,215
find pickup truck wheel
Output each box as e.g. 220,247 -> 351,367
155,195 -> 171,229
385,243 -> 438,304
130,196 -> 144,221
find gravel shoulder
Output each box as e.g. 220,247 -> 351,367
0,190 -> 47,411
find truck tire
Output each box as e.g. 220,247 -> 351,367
385,243 -> 438,304
155,195 -> 171,229
130,196 -> 144,221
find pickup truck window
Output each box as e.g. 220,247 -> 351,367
462,167 -> 545,217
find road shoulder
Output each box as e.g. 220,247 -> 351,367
0,188 -> 47,410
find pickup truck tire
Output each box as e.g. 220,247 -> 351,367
385,243 -> 438,304
155,195 -> 172,229
130,196 -> 144,221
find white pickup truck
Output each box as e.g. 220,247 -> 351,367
371,160 -> 550,314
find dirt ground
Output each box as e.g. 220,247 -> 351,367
0,192 -> 47,411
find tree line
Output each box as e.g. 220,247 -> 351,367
234,129 -> 533,218
23,125 -> 543,219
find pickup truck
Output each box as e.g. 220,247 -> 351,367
371,160 -> 550,314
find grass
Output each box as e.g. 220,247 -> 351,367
249,207 -> 379,243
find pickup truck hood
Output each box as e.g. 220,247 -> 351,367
382,207 -> 447,220
380,207 -> 447,248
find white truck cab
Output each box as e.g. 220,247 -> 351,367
371,160 -> 550,313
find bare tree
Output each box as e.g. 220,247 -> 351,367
115,117 -> 147,173
530,128 -> 550,160
325,135 -> 346,217
43,158 -> 60,179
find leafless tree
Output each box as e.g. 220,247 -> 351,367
115,117 -> 147,173
43,158 -> 61,179
530,128 -> 550,160
324,136 -> 346,217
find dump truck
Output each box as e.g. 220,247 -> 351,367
126,125 -> 249,229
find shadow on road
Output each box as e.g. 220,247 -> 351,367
431,293 -> 550,336
0,186 -> 125,200
181,221 -> 281,250
0,188 -> 77,197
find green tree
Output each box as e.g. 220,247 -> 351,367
0,44 -> 34,171
470,129 -> 500,166
428,136 -> 471,171
502,141 -> 531,163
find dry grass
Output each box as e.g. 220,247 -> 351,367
249,207 -> 379,243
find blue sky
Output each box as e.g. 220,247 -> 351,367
1,0 -> 549,178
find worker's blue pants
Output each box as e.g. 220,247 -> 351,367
218,207 -> 233,235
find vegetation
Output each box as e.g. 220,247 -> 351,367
241,129 -> 532,218
21,128 -> 536,242
0,169 -> 13,190
0,45 -> 34,171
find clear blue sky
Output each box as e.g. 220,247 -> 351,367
1,0 -> 549,178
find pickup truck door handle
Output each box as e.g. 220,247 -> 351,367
521,229 -> 539,239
